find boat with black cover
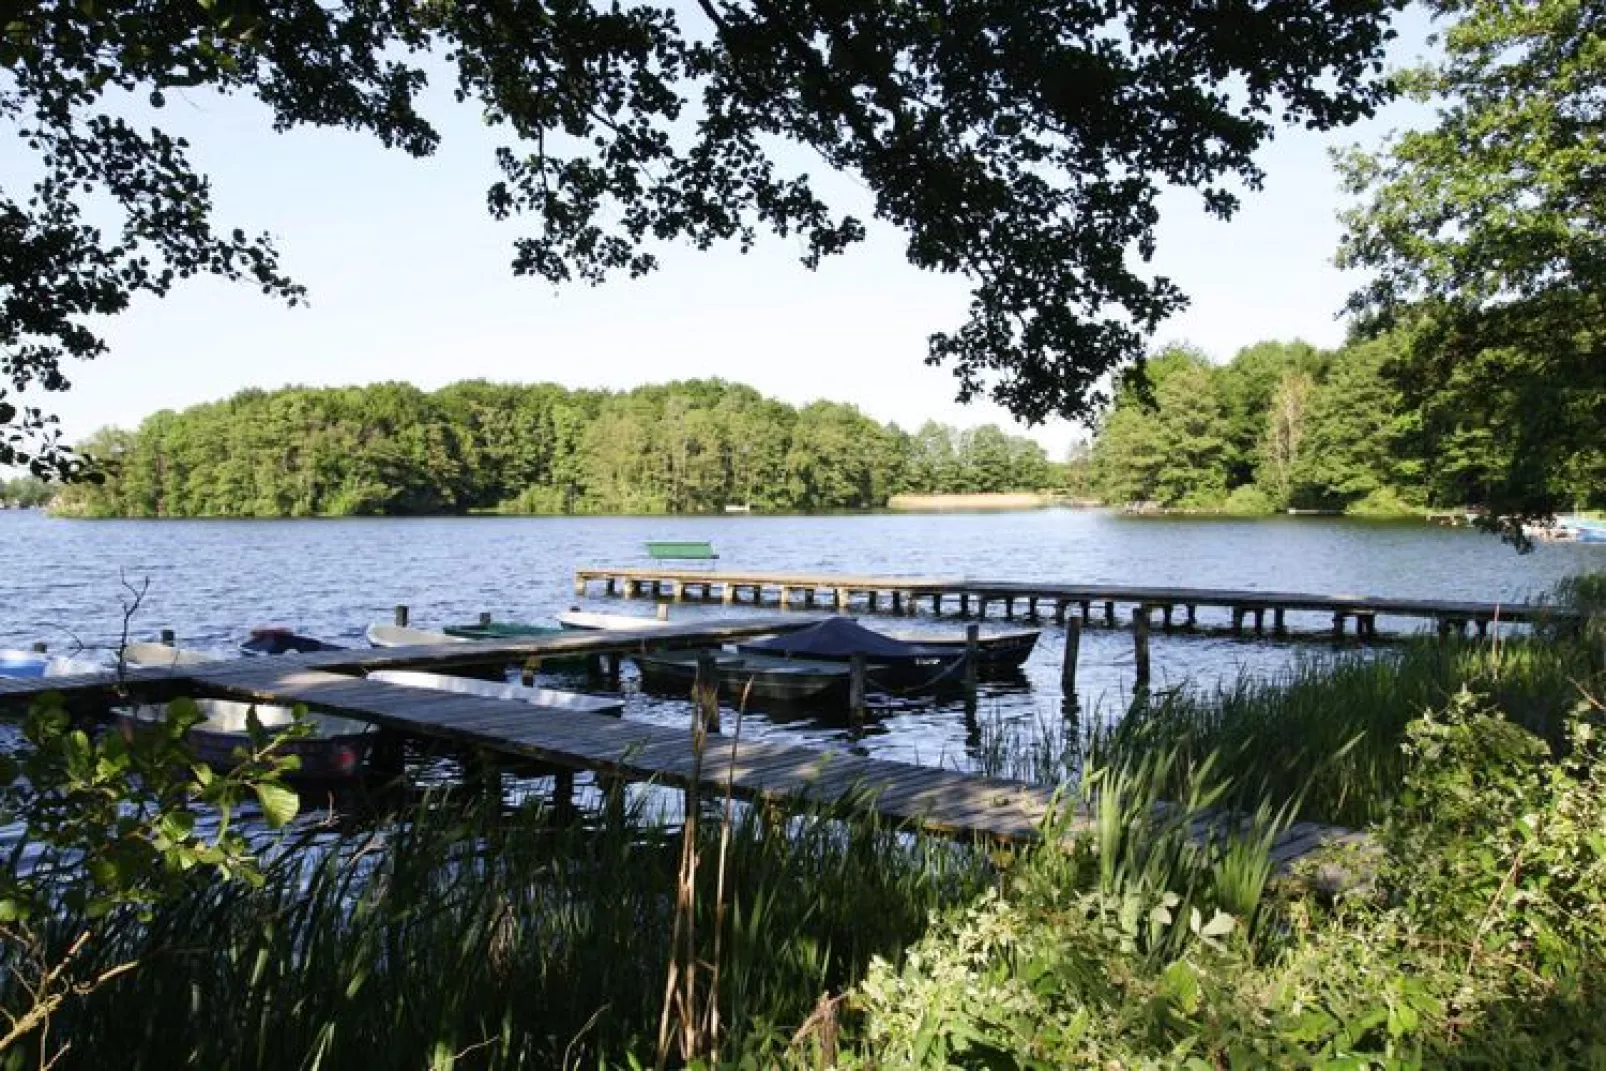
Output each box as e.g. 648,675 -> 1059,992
735,616 -> 968,690
632,649 -> 850,703
240,627 -> 347,656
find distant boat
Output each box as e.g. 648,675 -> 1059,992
632,649 -> 850,703
122,641 -> 223,669
1561,517 -> 1606,544
240,627 -> 346,656
557,610 -> 676,632
367,669 -> 624,716
365,623 -> 466,648
118,699 -> 376,780
0,649 -> 105,679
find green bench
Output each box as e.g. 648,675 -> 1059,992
646,540 -> 719,565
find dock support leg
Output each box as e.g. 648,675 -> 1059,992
868,591 -> 879,612
1003,598 -> 1013,620
849,653 -> 867,727
965,624 -> 980,699
393,606 -> 409,628
1273,608 -> 1286,635
722,584 -> 735,606
1162,605 -> 1174,630
1027,596 -> 1038,619
1231,608 -> 1245,634
1053,599 -> 1067,624
835,588 -> 850,612
651,580 -> 662,598
1104,601 -> 1115,627
1476,618 -> 1488,639
605,654 -> 620,688
977,598 -> 988,620
669,580 -> 683,602
891,591 -> 903,615
804,589 -> 816,609
695,651 -> 721,734
1132,608 -> 1151,688
605,577 -> 616,596
552,769 -> 575,826
1186,604 -> 1196,628
779,586 -> 792,608
1334,612 -> 1348,638
959,593 -> 970,618
1253,608 -> 1265,635
1061,617 -> 1081,702
932,594 -> 942,615
624,579 -> 639,599
1081,600 -> 1091,622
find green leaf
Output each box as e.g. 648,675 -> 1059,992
253,781 -> 299,828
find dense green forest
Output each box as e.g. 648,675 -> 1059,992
1074,334 -> 1606,516
53,380 -> 1056,517
0,477 -> 51,508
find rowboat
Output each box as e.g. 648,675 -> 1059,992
240,627 -> 346,656
557,610 -> 675,632
0,649 -> 105,678
443,619 -> 587,667
120,642 -> 376,779
736,617 -> 967,690
365,623 -> 465,647
880,628 -> 1040,669
367,669 -> 624,716
633,649 -> 850,703
119,699 -> 376,780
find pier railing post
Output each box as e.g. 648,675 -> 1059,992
1061,616 -> 1081,703
1131,607 -> 1151,688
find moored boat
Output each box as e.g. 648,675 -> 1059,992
880,628 -> 1040,669
735,617 -> 967,690
0,649 -> 105,678
632,649 -> 850,703
240,627 -> 346,656
118,699 -> 376,780
557,610 -> 676,631
122,641 -> 223,668
365,623 -> 465,648
367,669 -> 624,716
443,619 -> 587,667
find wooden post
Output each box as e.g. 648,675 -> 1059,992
849,653 -> 867,726
1273,608 -> 1286,635
478,611 -> 493,627
1061,616 -> 1081,700
1185,604 -> 1196,628
1003,597 -> 1013,620
959,593 -> 970,617
1053,599 -> 1067,624
891,591 -> 903,615
669,580 -> 683,602
977,598 -> 988,619
1476,618 -> 1488,639
393,605 -> 409,627
868,591 -> 879,612
656,603 -> 670,621
1027,596 -> 1038,619
1334,612 -> 1349,638
30,641 -> 46,653
1253,608 -> 1265,635
604,653 -> 621,687
931,593 -> 942,615
696,650 -> 721,734
1080,600 -> 1091,622
552,768 -> 576,826
160,628 -> 175,646
835,588 -> 850,612
779,585 -> 792,608
1231,608 -> 1245,634
804,589 -> 816,608
1132,607 -> 1151,687
1104,601 -> 1115,626
722,583 -> 735,605
605,577 -> 617,596
1161,605 -> 1174,630
965,624 -> 980,698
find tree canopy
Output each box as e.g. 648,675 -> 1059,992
52,378 -> 1055,516
1336,0 -> 1604,527
2,0 -> 1404,476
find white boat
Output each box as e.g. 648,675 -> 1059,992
366,669 -> 625,716
119,699 -> 376,779
0,649 -> 106,679
556,610 -> 675,632
365,623 -> 466,648
122,641 -> 224,668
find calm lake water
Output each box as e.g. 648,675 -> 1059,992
0,508 -> 1597,782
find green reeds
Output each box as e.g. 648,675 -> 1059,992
8,785 -> 988,1069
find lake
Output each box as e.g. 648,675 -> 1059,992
0,508 -> 1596,779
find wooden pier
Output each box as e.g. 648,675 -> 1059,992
0,618 -> 1356,864
572,567 -> 1566,638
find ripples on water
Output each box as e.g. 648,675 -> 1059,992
0,509 -> 1594,822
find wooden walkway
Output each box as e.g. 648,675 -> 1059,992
573,567 -> 1567,638
0,619 -> 1357,864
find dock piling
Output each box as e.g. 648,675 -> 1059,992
30,641 -> 46,653
1132,607 -> 1151,687
160,628 -> 175,646
964,624 -> 980,698
1061,616 -> 1081,700
695,651 -> 721,734
1104,601 -> 1115,627
393,606 -> 409,628
479,611 -> 492,627
849,653 -> 867,725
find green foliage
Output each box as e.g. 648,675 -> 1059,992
1218,484 -> 1276,516
1337,0 -> 1606,525
848,688 -> 1606,1067
0,478 -> 51,508
58,380 -> 1055,517
2,0 -> 1404,476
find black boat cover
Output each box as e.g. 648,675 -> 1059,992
741,617 -> 955,661
240,628 -> 346,656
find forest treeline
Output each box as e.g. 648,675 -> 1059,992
1072,335 -> 1604,515
54,380 -> 1056,517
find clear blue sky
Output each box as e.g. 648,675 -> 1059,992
31,5 -> 1435,460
